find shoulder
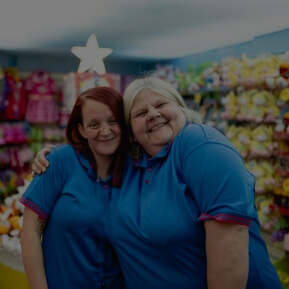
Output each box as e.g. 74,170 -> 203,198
176,123 -> 231,148
173,124 -> 241,160
47,144 -> 78,161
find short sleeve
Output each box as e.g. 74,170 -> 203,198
180,128 -> 255,226
20,148 -> 65,220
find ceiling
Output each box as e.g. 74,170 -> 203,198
1,0 -> 289,62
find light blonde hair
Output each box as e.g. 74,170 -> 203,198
123,75 -> 204,159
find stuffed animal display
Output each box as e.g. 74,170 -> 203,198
0,178 -> 30,258
220,89 -> 281,123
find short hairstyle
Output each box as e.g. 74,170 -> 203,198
123,75 -> 203,159
66,86 -> 128,187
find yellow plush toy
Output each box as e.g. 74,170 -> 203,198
220,91 -> 238,120
0,207 -> 12,235
262,91 -> 280,123
234,126 -> 251,158
261,160 -> 277,192
249,91 -> 267,123
249,160 -> 266,194
224,124 -> 239,149
257,197 -> 274,227
235,91 -> 252,122
250,125 -> 274,158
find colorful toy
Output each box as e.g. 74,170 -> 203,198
250,125 -> 274,158
249,91 -> 266,123
220,91 -> 238,120
235,90 -> 252,122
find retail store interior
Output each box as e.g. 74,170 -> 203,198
1,1 -> 289,288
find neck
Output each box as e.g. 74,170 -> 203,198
94,155 -> 113,180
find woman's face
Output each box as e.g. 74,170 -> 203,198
130,88 -> 186,157
78,99 -> 121,162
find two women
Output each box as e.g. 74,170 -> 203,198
28,76 -> 282,289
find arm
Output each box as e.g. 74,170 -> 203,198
21,207 -> 48,289
32,145 -> 55,175
205,220 -> 249,289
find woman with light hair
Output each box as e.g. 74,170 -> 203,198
32,76 -> 282,289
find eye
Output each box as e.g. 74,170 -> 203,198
108,120 -> 117,125
131,110 -> 146,118
89,122 -> 100,129
136,111 -> 146,117
156,102 -> 166,108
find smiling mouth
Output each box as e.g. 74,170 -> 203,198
149,122 -> 167,132
98,138 -> 115,142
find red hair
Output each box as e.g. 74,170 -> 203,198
66,86 -> 128,187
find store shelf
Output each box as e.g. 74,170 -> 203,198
0,248 -> 24,273
274,131 -> 289,140
269,204 -> 289,216
275,169 -> 289,178
0,249 -> 29,289
261,229 -> 286,263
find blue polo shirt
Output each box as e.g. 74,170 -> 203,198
20,144 -> 124,289
109,124 -> 281,289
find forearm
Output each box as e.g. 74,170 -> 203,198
21,208 -> 49,289
205,220 -> 249,289
21,230 -> 48,289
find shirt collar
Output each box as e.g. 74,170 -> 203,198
77,149 -> 112,182
133,122 -> 190,168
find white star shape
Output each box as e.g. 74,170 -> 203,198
71,34 -> 112,75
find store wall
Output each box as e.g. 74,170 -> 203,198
0,50 -> 157,76
171,28 -> 289,70
1,28 -> 289,75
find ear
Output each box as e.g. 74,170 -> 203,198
78,123 -> 87,139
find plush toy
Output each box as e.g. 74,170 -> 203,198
249,160 -> 267,194
261,160 -> 277,192
235,91 -> 252,122
0,179 -> 29,258
154,64 -> 179,90
257,197 -> 273,226
0,219 -> 11,234
262,91 -> 280,123
249,91 -> 267,123
250,125 -> 274,158
221,56 -> 241,88
219,58 -> 232,88
255,176 -> 267,194
220,91 -> 238,120
224,124 -> 239,149
279,88 -> 289,105
274,119 -> 285,135
1,233 -> 22,257
234,126 -> 251,158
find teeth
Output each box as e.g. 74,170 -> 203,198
151,122 -> 165,131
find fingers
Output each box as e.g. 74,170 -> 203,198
36,151 -> 49,167
32,158 -> 47,175
45,144 -> 55,151
31,145 -> 55,175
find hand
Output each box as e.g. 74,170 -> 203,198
31,145 -> 55,176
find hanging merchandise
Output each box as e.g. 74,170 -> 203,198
1,68 -> 27,121
25,70 -> 59,124
0,66 -> 9,114
61,71 -> 121,115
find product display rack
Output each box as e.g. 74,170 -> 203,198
1,52 -> 289,287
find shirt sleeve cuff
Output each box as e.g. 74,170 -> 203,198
198,213 -> 252,226
20,196 -> 48,221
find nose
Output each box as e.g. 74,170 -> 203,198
100,124 -> 111,135
147,107 -> 161,121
